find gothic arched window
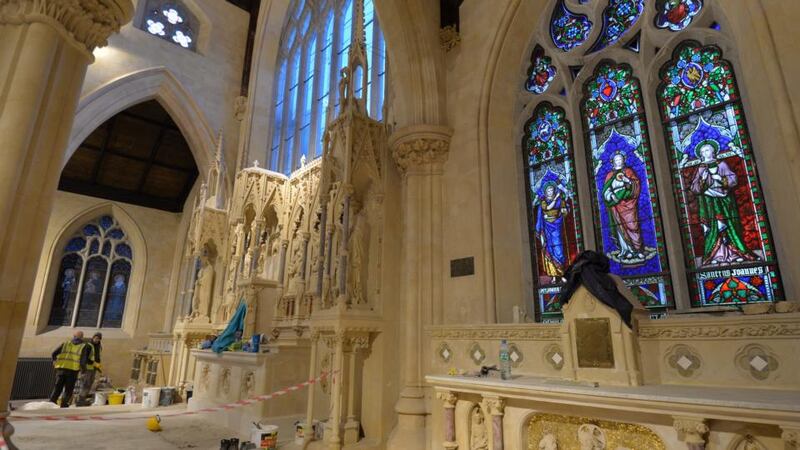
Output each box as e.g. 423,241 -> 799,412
658,42 -> 783,307
521,0 -> 782,320
269,0 -> 387,175
139,0 -> 198,51
48,215 -> 133,329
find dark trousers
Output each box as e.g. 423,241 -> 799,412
76,370 -> 96,405
49,368 -> 78,407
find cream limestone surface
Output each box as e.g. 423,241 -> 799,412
19,191 -> 181,387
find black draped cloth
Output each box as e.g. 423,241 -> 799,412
559,250 -> 633,328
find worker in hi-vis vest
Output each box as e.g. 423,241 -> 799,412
76,332 -> 103,406
49,330 -> 92,407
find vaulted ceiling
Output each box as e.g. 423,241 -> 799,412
59,100 -> 199,213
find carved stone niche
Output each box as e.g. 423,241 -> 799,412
560,282 -> 644,386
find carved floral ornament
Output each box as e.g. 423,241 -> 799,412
0,0 -> 134,56
389,125 -> 454,173
638,322 -> 800,339
429,326 -> 560,340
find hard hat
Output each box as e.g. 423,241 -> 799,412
146,415 -> 162,432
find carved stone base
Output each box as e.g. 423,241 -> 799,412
343,420 -> 360,445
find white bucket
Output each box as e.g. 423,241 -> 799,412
142,387 -> 161,409
251,424 -> 278,450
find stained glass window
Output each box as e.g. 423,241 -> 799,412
48,215 -> 133,328
524,103 -> 583,318
550,0 -> 592,52
588,0 -> 644,53
525,46 -> 557,95
655,0 -> 703,32
582,62 -> 673,309
270,0 -> 387,175
657,42 -> 783,307
139,0 -> 197,51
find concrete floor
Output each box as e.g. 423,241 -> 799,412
11,414 -> 239,450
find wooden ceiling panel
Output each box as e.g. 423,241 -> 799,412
59,100 -> 199,212
107,115 -> 161,159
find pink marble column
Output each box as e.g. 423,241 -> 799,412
483,397 -> 506,450
436,391 -> 458,449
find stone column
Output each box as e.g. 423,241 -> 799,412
278,239 -> 289,282
0,2 -> 133,447
386,125 -> 452,450
482,397 -> 505,450
435,390 -> 458,450
316,202 -> 328,296
673,417 -> 709,450
305,331 -> 320,444
326,332 -> 346,450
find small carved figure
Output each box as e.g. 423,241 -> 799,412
469,407 -> 488,450
577,424 -> 606,450
199,364 -> 210,392
539,433 -> 558,450
256,241 -> 267,276
242,372 -> 255,397
221,367 -> 231,394
348,206 -> 368,304
192,256 -> 214,319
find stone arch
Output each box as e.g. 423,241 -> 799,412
32,202 -> 148,336
66,67 -> 215,179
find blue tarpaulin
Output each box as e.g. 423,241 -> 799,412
211,300 -> 246,353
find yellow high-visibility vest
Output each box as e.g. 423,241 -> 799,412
54,340 -> 86,371
86,344 -> 97,371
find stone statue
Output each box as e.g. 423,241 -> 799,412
577,424 -> 606,450
192,256 -> 214,320
347,207 -> 368,304
231,223 -> 243,256
469,407 -> 488,450
199,364 -> 210,392
221,367 -> 231,394
243,250 -> 253,277
539,433 -> 558,450
242,371 -> 255,397
288,240 -> 304,280
256,241 -> 267,276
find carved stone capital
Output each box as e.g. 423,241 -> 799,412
782,427 -> 800,446
482,396 -> 506,416
673,416 -> 708,445
435,390 -> 458,408
0,0 -> 135,57
389,125 -> 453,172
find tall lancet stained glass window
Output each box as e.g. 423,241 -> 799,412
657,42 -> 783,307
524,103 -> 583,319
48,215 -> 133,329
270,0 -> 387,175
582,62 -> 673,309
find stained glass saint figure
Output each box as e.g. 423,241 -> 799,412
535,182 -> 569,280
602,151 -> 646,262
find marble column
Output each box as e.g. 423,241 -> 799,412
0,2 -> 133,447
386,125 -> 453,450
435,390 -> 458,450
673,417 -> 709,450
482,397 -> 505,450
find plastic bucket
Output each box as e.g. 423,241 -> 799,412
251,424 -> 278,450
93,391 -> 108,406
108,392 -> 125,405
159,387 -> 176,406
142,387 -> 161,409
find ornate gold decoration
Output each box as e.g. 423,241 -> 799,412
0,0 -> 134,56
527,413 -> 665,450
734,343 -> 779,381
429,325 -> 560,340
389,125 -> 453,172
439,24 -> 461,52
575,318 -> 614,369
664,344 -> 702,378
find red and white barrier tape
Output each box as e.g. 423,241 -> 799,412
0,435 -> 7,450
5,371 -> 333,423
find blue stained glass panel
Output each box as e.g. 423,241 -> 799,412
116,243 -> 133,259
550,0 -> 592,52
525,45 -> 557,95
83,224 -> 100,236
66,237 -> 87,252
102,241 -> 112,256
101,260 -> 131,328
89,239 -> 99,255
75,257 -> 108,327
48,254 -> 83,326
108,229 -> 125,240
588,0 -> 644,53
99,216 -> 114,230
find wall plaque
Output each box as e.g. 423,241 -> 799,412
575,318 -> 614,368
450,257 -> 474,277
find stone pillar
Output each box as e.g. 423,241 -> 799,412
673,417 -> 709,450
278,239 -> 289,282
435,390 -> 458,450
386,125 -> 452,450
305,331 -> 320,444
0,2 -> 133,447
316,202 -> 328,296
482,397 -> 505,450
326,332 -> 346,450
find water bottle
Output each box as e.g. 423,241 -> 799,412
499,339 -> 511,380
